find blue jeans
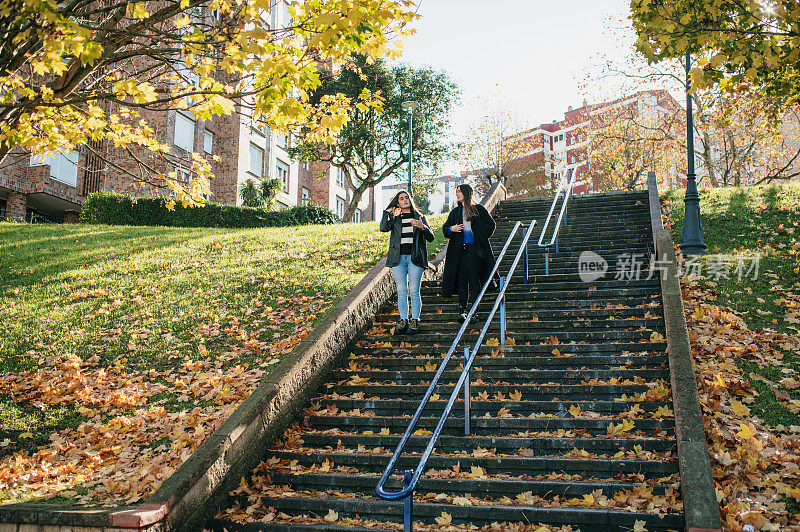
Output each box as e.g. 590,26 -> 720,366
391,254 -> 424,320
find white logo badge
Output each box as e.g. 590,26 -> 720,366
578,251 -> 607,282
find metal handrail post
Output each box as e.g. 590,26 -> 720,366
464,346 -> 471,436
403,470 -> 413,531
499,276 -> 506,346
544,248 -> 550,276
523,243 -> 528,284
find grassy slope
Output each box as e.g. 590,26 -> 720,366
0,214 -> 447,504
663,184 -> 800,428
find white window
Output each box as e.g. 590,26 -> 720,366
353,210 -> 361,223
204,130 -> 213,154
276,159 -> 290,192
277,133 -> 289,149
30,150 -> 79,187
249,142 -> 263,177
174,112 -> 195,152
444,181 -> 450,206
301,187 -> 310,205
335,166 -> 346,187
335,196 -> 345,219
274,0 -> 290,28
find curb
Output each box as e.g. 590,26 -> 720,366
647,172 -> 722,532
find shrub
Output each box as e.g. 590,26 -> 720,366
81,191 -> 338,228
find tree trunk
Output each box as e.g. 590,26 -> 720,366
700,131 -> 719,187
342,183 -> 368,223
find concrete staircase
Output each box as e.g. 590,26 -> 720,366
206,190 -> 684,531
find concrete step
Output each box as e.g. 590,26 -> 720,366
345,354 -> 669,370
348,342 -> 668,356
208,495 -> 683,532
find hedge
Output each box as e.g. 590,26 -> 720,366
81,191 -> 339,228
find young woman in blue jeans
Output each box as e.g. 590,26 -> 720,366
380,190 -> 434,335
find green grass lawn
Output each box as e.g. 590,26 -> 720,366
662,183 -> 800,429
0,214 -> 447,504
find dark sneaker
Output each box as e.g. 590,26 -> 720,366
393,320 -> 409,335
407,319 -> 419,335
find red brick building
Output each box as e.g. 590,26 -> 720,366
503,90 -> 684,195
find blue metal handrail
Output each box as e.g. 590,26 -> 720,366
375,219 -> 538,530
537,168 -> 577,275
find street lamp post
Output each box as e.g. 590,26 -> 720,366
681,52 -> 707,256
401,100 -> 420,196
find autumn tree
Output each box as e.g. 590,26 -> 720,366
629,0 -> 800,102
690,89 -> 800,187
290,55 -> 458,222
0,0 -> 417,207
589,49 -> 800,189
457,92 -> 544,197
589,92 -> 684,191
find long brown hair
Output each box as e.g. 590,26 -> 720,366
386,189 -> 422,217
458,184 -> 477,220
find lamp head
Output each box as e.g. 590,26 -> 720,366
401,100 -> 420,112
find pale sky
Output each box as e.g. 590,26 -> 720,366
393,0 -> 645,157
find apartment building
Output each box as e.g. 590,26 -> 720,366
502,90 -> 684,195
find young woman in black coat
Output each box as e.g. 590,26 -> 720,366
440,184 -> 496,322
380,190 -> 435,335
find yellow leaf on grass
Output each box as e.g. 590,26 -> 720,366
777,482 -> 800,502
19,432 -> 34,439
781,377 -> 799,389
379,428 -> 390,435
730,401 -> 750,417
431,394 -> 440,401
324,509 -> 339,522
509,389 -> 522,401
413,429 -> 432,436
569,405 -> 582,418
737,423 -> 756,441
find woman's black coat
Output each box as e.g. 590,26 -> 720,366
380,210 -> 435,268
440,204 -> 497,298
